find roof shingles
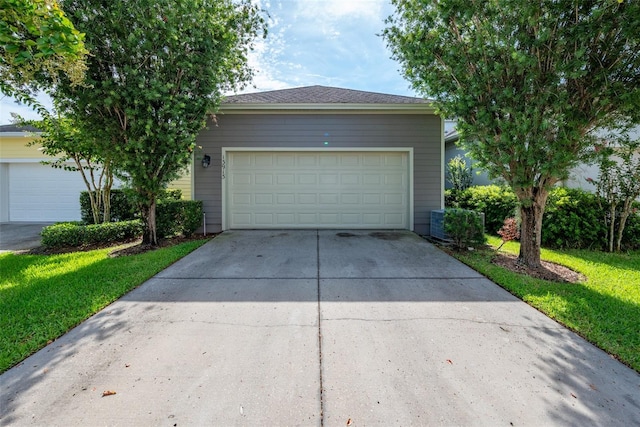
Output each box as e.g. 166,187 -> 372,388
0,124 -> 41,133
223,85 -> 429,105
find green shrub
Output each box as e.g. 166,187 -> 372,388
446,155 -> 473,191
542,187 -> 606,250
445,185 -> 518,234
80,189 -> 137,224
444,208 -> 486,249
181,200 -> 204,236
156,200 -> 203,238
42,220 -> 143,248
159,188 -> 182,200
621,208 -> 640,250
156,200 -> 182,238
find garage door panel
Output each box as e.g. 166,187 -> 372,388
255,174 -> 273,185
226,151 -> 409,229
256,194 -> 273,204
298,155 -> 317,167
231,173 -> 251,185
298,194 -> 317,204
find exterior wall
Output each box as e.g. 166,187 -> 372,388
194,112 -> 442,234
0,136 -> 45,159
167,168 -> 192,199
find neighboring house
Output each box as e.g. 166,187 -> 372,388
193,85 -> 442,234
444,129 -> 492,188
563,126 -> 640,193
444,125 -> 640,192
0,124 -> 192,222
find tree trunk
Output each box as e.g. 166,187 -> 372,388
142,198 -> 158,246
607,203 -> 617,253
615,198 -> 632,252
517,188 -> 549,269
102,161 -> 113,223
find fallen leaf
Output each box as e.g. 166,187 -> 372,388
346,418 -> 353,426
125,364 -> 130,368
446,359 -> 453,365
570,393 -> 577,399
102,390 -> 116,397
589,384 -> 597,391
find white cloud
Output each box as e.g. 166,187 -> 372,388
234,0 -> 415,96
297,0 -> 384,21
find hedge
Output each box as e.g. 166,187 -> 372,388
80,189 -> 137,224
445,185 -> 640,250
445,185 -> 518,234
541,188 -> 606,249
156,200 -> 203,238
41,220 -> 144,248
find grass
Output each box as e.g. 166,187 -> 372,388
452,235 -> 640,373
0,239 -> 208,373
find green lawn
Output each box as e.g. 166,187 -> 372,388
0,240 -> 208,373
452,236 -> 640,372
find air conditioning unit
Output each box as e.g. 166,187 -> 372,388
430,209 -> 485,241
430,209 -> 449,240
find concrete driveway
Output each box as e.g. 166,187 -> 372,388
1,230 -> 639,426
0,222 -> 50,252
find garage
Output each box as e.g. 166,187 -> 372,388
224,149 -> 412,229
6,163 -> 87,222
194,85 -> 443,233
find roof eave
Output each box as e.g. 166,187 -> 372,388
0,132 -> 42,137
444,134 -> 459,144
219,102 -> 436,114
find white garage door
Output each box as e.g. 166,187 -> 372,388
224,150 -> 410,229
8,163 -> 87,221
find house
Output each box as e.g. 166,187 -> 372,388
0,124 -> 192,222
444,129 -> 492,188
193,85 -> 443,234
445,125 -> 640,192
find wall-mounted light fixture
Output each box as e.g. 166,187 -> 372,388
201,154 -> 211,168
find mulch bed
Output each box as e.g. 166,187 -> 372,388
424,236 -> 585,284
491,251 -> 586,283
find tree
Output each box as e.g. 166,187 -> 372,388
16,103 -> 115,225
589,130 -> 640,252
53,0 -> 267,245
384,0 -> 640,268
0,0 -> 87,102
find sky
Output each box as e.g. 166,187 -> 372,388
0,0 -> 420,126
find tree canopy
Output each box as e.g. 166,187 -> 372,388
0,0 -> 87,100
384,0 -> 640,267
53,0 -> 267,244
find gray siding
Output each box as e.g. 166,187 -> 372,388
194,113 -> 442,233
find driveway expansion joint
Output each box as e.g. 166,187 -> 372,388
321,317 -> 566,329
316,230 -> 325,426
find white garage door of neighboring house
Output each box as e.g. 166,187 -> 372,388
224,149 -> 412,230
8,163 -> 87,221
